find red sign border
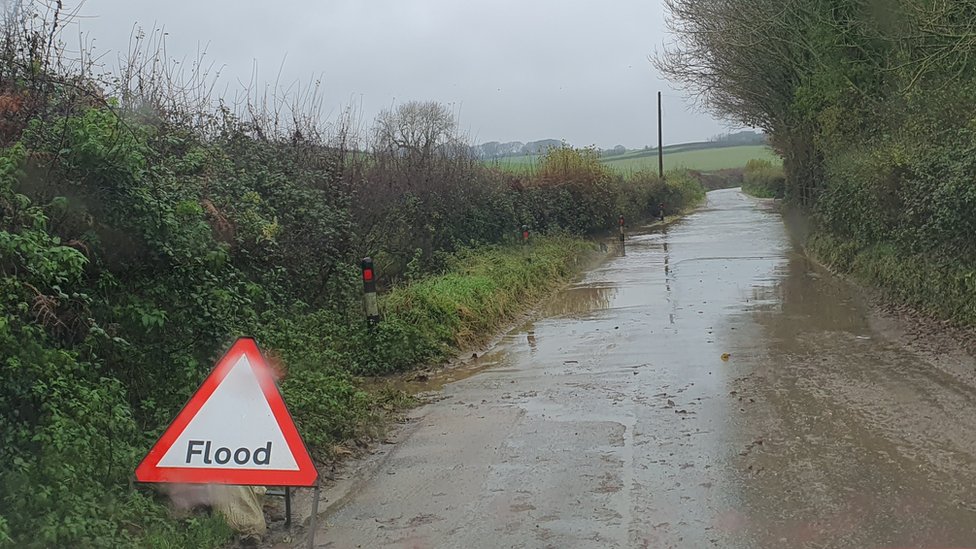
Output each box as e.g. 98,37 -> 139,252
134,337 -> 318,486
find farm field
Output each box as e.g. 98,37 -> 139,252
605,145 -> 780,173
489,145 -> 780,174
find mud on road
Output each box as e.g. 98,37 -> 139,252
310,189 -> 976,548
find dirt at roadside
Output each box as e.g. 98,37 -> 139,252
867,295 -> 976,387
798,234 -> 976,389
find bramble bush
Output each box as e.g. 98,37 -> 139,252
0,142 -> 232,547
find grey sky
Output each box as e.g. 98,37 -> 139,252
70,0 -> 735,148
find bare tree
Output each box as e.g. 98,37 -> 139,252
654,0 -> 866,204
372,100 -> 461,173
352,100 -> 493,271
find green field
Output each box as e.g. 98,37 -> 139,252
490,145 -> 781,174
605,145 -> 780,173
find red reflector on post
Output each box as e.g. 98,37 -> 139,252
363,268 -> 374,282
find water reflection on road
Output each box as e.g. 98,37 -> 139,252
317,189 -> 976,549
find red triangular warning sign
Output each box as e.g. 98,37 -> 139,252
135,337 -> 318,486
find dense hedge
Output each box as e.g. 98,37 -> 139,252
660,0 -> 976,325
741,159 -> 785,199
0,11 -> 706,545
359,145 -> 703,278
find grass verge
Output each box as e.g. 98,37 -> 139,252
257,235 -> 599,464
382,235 -> 596,350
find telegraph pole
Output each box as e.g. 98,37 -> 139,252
658,91 -> 664,179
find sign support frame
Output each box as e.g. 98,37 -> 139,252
134,337 -> 320,545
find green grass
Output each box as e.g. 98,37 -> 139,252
604,145 -> 780,173
275,236 -> 599,381
489,145 -> 780,174
489,154 -> 539,171
382,236 -> 595,350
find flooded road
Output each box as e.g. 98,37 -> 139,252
314,189 -> 976,548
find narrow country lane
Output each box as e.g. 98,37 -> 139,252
313,189 -> 976,548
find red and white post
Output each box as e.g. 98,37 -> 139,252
361,257 -> 380,329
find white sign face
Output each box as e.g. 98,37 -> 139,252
135,337 -> 318,486
158,354 -> 299,470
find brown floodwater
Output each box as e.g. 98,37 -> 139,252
313,188 -> 976,549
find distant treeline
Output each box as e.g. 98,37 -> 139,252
473,130 -> 768,160
469,138 -> 563,159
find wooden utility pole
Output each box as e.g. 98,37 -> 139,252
658,91 -> 664,179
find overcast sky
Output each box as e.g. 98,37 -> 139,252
66,0 -> 736,148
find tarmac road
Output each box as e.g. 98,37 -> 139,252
313,188 -> 976,549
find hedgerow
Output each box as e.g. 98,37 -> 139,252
659,0 -> 976,324
0,3 -> 704,546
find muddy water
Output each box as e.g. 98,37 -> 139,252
314,189 -> 976,548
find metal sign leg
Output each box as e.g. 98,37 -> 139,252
306,485 -> 321,549
285,486 -> 291,527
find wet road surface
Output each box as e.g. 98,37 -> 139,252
314,188 -> 976,548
